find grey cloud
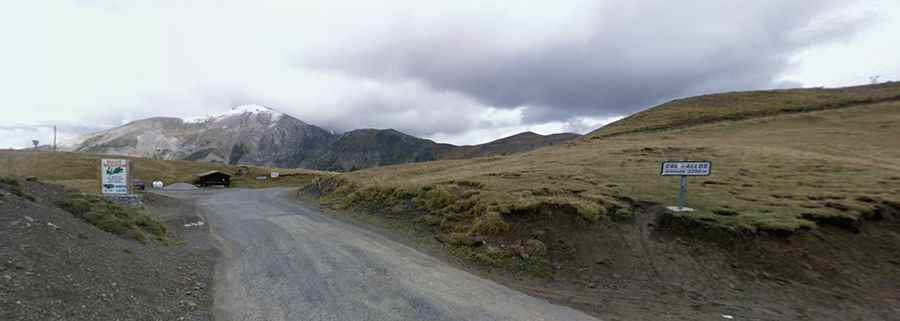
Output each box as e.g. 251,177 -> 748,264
308,86 -> 488,137
308,0 -> 869,124
0,123 -> 105,149
0,124 -> 102,133
141,83 -> 489,138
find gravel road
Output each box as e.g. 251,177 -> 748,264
193,188 -> 600,321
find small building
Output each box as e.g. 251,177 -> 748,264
194,170 -> 231,187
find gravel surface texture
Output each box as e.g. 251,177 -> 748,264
177,187 -> 601,321
0,181 -> 215,321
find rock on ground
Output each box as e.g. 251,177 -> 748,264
0,180 -> 216,321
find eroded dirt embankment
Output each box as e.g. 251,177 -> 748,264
0,180 -> 216,321
507,202 -> 900,321
304,181 -> 900,321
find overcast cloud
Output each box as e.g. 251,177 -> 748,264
1,0 -> 898,148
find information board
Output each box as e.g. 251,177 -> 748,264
101,159 -> 129,194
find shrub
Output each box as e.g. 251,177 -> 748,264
415,185 -> 455,210
523,239 -> 547,257
471,212 -> 510,235
609,207 -> 635,222
541,196 -> 604,222
712,208 -> 739,216
421,214 -> 443,226
136,215 -> 167,238
86,206 -> 132,235
0,177 -> 19,186
469,245 -> 514,267
0,177 -> 34,201
56,195 -> 97,219
56,192 -> 168,242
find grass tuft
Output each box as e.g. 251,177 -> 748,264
57,193 -> 168,241
304,83 -> 900,276
471,212 -> 510,235
0,176 -> 35,201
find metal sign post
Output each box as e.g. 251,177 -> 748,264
661,160 -> 711,212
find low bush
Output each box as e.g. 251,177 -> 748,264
471,212 -> 510,235
523,239 -> 547,257
0,176 -> 35,201
56,194 -> 97,219
57,193 -> 168,241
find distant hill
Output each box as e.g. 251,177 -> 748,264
301,129 -> 451,171
301,129 -> 580,171
587,82 -> 900,139
440,131 -> 579,160
73,105 -> 579,171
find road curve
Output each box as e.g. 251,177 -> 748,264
195,188 -> 601,321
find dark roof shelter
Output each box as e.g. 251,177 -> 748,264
194,170 -> 231,187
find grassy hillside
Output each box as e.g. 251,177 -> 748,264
591,82 -> 900,138
439,132 -> 580,160
309,83 -> 900,273
0,151 -> 331,193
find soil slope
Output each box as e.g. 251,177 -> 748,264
0,180 -> 216,321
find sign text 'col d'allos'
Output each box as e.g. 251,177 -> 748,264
660,160 -> 712,212
660,161 -> 712,176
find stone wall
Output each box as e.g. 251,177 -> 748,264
102,194 -> 144,208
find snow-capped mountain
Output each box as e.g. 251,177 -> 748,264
74,104 -> 580,170
75,105 -> 337,167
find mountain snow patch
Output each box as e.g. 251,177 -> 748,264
186,104 -> 284,123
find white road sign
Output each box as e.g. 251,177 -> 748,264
660,161 -> 711,176
101,159 -> 129,194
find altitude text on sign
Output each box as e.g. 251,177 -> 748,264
660,161 -> 711,176
660,160 -> 712,211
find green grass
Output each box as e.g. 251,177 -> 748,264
56,192 -> 168,242
0,176 -> 35,201
306,83 -> 900,275
0,151 -> 332,193
589,82 -> 900,139
312,83 -> 900,238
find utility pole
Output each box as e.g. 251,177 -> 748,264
870,75 -> 881,84
53,125 -> 57,152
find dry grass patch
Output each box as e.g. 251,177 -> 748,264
0,150 -> 332,193
590,82 -> 900,138
314,88 -> 900,237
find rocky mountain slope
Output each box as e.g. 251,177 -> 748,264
301,129 -> 453,171
74,105 -> 579,170
76,105 -> 337,168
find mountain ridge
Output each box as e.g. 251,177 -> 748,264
73,105 -> 580,171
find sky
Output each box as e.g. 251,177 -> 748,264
1,0 -> 898,148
